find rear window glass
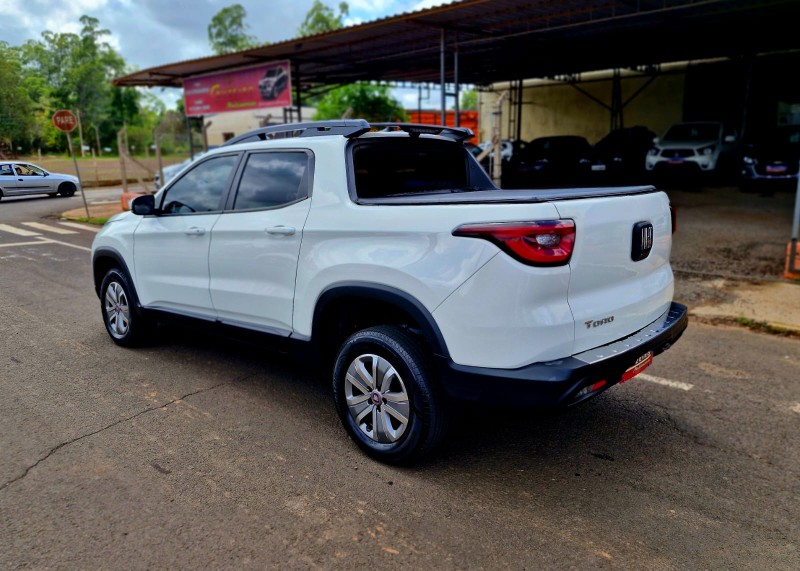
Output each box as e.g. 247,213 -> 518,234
352,139 -> 473,199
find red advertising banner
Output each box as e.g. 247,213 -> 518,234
183,61 -> 292,117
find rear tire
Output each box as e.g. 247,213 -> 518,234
100,268 -> 152,347
332,325 -> 447,464
58,182 -> 76,197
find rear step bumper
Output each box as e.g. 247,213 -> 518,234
437,302 -> 688,407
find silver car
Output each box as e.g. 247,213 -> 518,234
0,161 -> 80,200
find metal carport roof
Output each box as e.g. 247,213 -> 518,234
113,0 -> 800,88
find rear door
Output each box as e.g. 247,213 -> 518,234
0,164 -> 17,194
554,191 -> 674,353
208,150 -> 313,335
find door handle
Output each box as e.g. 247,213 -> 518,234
184,227 -> 206,236
265,226 -> 296,236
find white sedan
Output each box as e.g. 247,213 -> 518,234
0,161 -> 80,200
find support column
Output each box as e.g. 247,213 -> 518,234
453,45 -> 460,127
440,29 -> 446,126
294,62 -> 302,123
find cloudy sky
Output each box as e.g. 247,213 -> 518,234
1,0 -> 453,109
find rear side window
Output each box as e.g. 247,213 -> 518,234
233,152 -> 310,210
351,139 -> 486,199
161,155 -> 238,214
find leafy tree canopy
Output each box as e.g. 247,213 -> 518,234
298,1 -> 349,36
208,4 -> 258,54
460,89 -> 477,110
313,83 -> 407,123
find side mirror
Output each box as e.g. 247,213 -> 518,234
131,194 -> 157,216
724,135 -> 736,143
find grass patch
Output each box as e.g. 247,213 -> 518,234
69,216 -> 109,226
735,315 -> 798,337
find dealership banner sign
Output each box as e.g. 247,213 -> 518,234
183,61 -> 292,116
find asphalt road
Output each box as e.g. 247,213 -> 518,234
1,192 -> 798,570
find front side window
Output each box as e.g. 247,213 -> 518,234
161,155 -> 238,214
233,152 -> 310,210
14,164 -> 45,176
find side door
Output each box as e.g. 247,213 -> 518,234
13,164 -> 51,194
0,164 -> 17,195
133,153 -> 240,319
208,150 -> 313,336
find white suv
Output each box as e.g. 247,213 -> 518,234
92,120 -> 687,463
646,121 -> 737,175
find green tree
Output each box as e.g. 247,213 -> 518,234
208,4 -> 257,54
0,42 -> 34,150
460,89 -> 477,110
298,1 -> 349,36
313,83 -> 406,122
17,15 -> 128,152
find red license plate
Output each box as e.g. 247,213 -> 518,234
620,351 -> 653,383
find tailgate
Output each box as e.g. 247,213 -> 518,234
553,191 -> 674,353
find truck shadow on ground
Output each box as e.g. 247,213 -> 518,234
150,323 -> 699,476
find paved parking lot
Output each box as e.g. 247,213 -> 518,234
1,190 -> 798,569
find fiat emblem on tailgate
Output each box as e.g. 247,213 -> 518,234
631,221 -> 654,261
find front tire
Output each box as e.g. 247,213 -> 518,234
58,182 -> 76,197
100,268 -> 151,347
333,325 -> 447,464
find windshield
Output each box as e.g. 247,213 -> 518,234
664,123 -> 720,141
265,68 -> 280,77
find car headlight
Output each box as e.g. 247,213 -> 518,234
743,156 -> 756,165
579,158 -> 590,164
700,145 -> 715,156
648,148 -> 659,156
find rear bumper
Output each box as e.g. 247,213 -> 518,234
437,302 -> 688,407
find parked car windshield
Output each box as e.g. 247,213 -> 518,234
663,123 -> 720,141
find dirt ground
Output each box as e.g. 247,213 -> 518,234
16,155 -> 185,188
664,184 -> 798,306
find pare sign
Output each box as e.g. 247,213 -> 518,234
52,109 -> 78,132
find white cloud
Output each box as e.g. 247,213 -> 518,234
412,0 -> 456,11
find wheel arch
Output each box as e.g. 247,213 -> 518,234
310,283 -> 451,363
92,247 -> 136,302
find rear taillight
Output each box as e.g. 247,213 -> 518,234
669,206 -> 677,234
452,220 -> 576,266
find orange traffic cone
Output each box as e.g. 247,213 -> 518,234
785,241 -> 800,280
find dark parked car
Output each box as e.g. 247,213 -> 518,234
593,126 -> 657,183
502,135 -> 597,188
741,125 -> 800,192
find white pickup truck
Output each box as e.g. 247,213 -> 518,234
91,120 -> 687,463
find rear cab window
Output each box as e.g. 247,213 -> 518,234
348,137 -> 493,201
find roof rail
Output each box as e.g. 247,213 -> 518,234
221,119 -> 473,147
370,123 -> 474,142
222,119 -> 371,146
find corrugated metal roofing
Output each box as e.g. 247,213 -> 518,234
113,0 -> 800,88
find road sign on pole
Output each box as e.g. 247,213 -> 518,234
52,110 -> 90,218
52,109 -> 78,133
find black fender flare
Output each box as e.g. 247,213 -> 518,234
311,282 -> 450,359
92,247 -> 138,305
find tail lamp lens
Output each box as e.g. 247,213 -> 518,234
453,220 -> 576,266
